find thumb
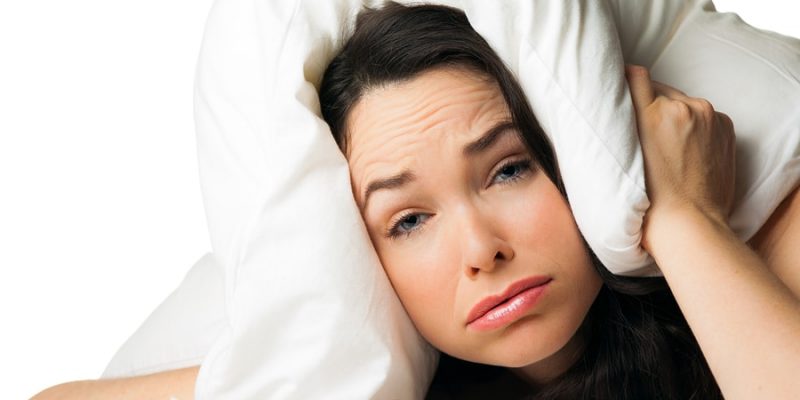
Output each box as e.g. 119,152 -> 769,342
625,65 -> 655,115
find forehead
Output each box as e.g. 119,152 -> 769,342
346,67 -> 511,200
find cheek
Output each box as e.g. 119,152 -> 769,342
511,182 -> 601,294
373,177 -> 602,365
502,178 -> 573,250
482,180 -> 602,359
378,240 -> 459,347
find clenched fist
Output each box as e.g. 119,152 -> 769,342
626,65 -> 736,250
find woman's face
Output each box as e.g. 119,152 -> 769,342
345,67 -> 602,373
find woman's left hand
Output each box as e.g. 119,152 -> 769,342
625,65 -> 800,400
625,64 -> 736,248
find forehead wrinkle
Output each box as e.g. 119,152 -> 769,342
470,86 -> 509,129
347,84 -> 450,193
410,81 -> 508,150
345,67 -> 513,206
348,117 -> 427,203
348,93 -> 429,173
351,67 -> 505,151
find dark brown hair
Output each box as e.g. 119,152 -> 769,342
319,3 -> 722,399
320,2 -> 560,192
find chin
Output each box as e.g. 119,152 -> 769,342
474,314 -> 582,369
489,343 -> 562,369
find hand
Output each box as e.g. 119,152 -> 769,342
625,65 -> 736,249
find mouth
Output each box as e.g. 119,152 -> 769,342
466,275 -> 552,331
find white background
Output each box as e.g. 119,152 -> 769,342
1,1 -> 798,398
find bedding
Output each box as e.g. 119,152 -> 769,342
609,0 -> 800,241
103,0 -> 800,398
102,253 -> 225,378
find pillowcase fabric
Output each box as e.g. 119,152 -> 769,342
102,253 -> 226,379
103,0 -> 800,397
609,0 -> 800,242
193,1 -> 645,398
193,0 -> 435,398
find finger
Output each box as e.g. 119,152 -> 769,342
687,98 -> 715,120
715,111 -> 735,134
625,65 -> 655,114
651,80 -> 690,101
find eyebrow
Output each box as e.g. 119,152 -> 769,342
361,120 -> 516,211
462,120 -> 516,156
362,171 -> 416,212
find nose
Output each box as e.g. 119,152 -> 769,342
457,205 -> 515,278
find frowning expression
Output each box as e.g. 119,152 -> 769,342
345,67 -> 602,369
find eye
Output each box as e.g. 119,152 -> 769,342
386,212 -> 431,240
491,158 -> 533,186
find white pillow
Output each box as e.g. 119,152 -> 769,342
194,1 -> 645,397
193,1 -> 435,398
609,0 -> 800,243
102,253 -> 225,379
104,0 -> 800,396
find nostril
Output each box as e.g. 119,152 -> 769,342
494,251 -> 505,261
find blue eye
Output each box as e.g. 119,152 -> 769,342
387,212 -> 430,239
384,158 -> 533,241
492,158 -> 533,185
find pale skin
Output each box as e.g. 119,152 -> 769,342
347,67 -> 601,384
628,65 -> 800,398
33,65 -> 800,399
31,366 -> 197,399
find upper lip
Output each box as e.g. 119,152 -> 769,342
466,275 -> 552,325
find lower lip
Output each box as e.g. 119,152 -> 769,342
467,281 -> 550,332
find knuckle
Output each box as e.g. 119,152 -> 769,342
692,98 -> 715,119
718,111 -> 733,126
652,96 -> 668,106
717,112 -> 736,138
670,100 -> 693,122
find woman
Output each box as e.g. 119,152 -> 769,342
34,3 -> 800,399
